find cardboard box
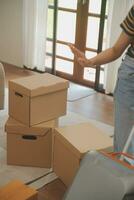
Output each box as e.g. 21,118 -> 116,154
9,73 -> 69,126
6,117 -> 57,168
0,180 -> 38,200
53,122 -> 113,186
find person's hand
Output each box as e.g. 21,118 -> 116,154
68,44 -> 85,59
68,44 -> 94,68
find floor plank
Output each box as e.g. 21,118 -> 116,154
68,92 -> 114,126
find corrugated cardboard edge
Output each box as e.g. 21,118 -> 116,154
54,122 -> 113,159
9,73 -> 69,97
54,129 -> 83,160
5,117 -> 57,136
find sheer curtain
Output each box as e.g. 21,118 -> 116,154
0,63 -> 5,110
104,0 -> 133,94
23,0 -> 48,71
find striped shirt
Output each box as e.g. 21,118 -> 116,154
120,6 -> 134,58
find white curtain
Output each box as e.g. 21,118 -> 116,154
104,0 -> 133,94
23,0 -> 48,71
0,63 -> 5,110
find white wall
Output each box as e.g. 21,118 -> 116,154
0,0 -> 23,67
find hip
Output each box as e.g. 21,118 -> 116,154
114,55 -> 134,107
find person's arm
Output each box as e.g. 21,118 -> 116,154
69,31 -> 132,68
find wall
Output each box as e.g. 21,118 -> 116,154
0,0 -> 23,67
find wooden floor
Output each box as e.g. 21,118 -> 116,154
3,62 -> 114,200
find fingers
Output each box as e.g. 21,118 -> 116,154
68,44 -> 75,55
68,43 -> 74,50
68,44 -> 91,68
68,44 -> 85,58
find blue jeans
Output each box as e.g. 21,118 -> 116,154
114,55 -> 134,153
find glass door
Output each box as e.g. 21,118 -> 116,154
83,0 -> 108,90
45,0 -> 108,91
56,0 -> 77,75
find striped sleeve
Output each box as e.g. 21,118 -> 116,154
120,6 -> 134,37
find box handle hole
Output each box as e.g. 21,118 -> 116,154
15,92 -> 23,98
22,135 -> 37,140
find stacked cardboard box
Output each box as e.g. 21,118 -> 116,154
5,73 -> 69,168
5,72 -> 113,187
53,123 -> 113,186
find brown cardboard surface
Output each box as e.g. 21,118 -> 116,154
10,187 -> 37,200
53,122 -> 113,186
9,73 -> 69,97
0,180 -> 23,198
55,122 -> 113,158
30,90 -> 67,125
53,136 -> 80,186
5,117 -> 58,135
6,118 -> 54,168
9,74 -> 68,126
9,89 -> 30,126
7,131 -> 52,167
0,180 -> 38,200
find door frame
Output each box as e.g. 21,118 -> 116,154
46,0 -> 107,91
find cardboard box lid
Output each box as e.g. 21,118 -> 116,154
55,122 -> 113,159
5,117 -> 57,136
9,73 -> 69,97
0,180 -> 37,200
